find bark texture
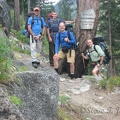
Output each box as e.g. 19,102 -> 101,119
74,0 -> 100,78
14,0 -> 20,31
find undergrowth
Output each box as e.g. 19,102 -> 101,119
99,76 -> 120,91
0,32 -> 13,82
57,95 -> 82,120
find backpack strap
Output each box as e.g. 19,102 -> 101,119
94,45 -> 99,56
58,32 -> 60,44
39,16 -> 43,28
87,45 -> 99,60
31,15 -> 43,28
67,30 -> 71,40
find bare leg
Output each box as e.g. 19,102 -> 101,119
53,56 -> 59,69
70,63 -> 75,74
92,66 -> 102,82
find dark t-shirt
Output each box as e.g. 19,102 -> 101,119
47,19 -> 65,33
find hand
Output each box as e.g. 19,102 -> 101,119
97,63 -> 101,68
64,37 -> 69,42
81,53 -> 84,57
40,35 -> 44,40
53,54 -> 58,59
49,36 -> 52,42
33,36 -> 38,40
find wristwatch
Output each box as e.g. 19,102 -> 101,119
41,33 -> 44,36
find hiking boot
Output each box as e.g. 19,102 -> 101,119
32,61 -> 38,68
37,61 -> 40,65
70,74 -> 75,79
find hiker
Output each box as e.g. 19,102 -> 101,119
28,7 -> 46,68
53,22 -> 76,79
81,39 -> 105,82
47,11 -> 65,66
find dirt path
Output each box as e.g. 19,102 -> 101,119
59,75 -> 120,120
14,52 -> 120,120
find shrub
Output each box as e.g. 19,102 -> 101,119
99,76 -> 120,91
0,32 -> 13,82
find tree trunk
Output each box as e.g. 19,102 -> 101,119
28,0 -> 31,13
108,0 -> 114,77
58,0 -> 100,78
13,0 -> 20,31
74,0 -> 100,78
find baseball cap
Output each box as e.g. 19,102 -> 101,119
34,7 -> 40,11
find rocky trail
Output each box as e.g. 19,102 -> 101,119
13,51 -> 120,120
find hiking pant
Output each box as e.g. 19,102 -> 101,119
30,35 -> 42,62
49,33 -> 57,65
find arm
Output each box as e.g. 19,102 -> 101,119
46,20 -> 53,42
67,32 -> 76,44
99,56 -> 104,65
28,25 -> 34,37
81,53 -> 89,60
47,27 -> 52,42
40,17 -> 46,39
55,33 -> 59,54
95,45 -> 105,65
27,17 -> 34,37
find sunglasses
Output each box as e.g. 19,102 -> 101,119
34,10 -> 39,11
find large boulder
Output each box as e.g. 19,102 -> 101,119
14,67 -> 59,120
0,86 -> 25,120
0,0 -> 12,35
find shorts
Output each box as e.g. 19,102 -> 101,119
58,49 -> 75,63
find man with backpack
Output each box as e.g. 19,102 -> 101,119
47,11 -> 65,66
28,7 -> 46,68
81,39 -> 105,82
53,22 -> 76,79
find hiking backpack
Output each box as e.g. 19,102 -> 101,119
58,24 -> 78,51
24,12 -> 43,38
93,36 -> 111,64
47,13 -> 53,22
65,24 -> 78,51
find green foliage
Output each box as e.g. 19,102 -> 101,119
42,35 -> 49,56
0,33 -> 13,82
19,66 -> 27,72
16,31 -> 29,44
98,0 -> 120,75
58,0 -> 74,20
40,2 -> 55,20
59,95 -> 70,104
99,0 -> 120,45
9,95 -> 23,106
10,9 -> 29,44
99,76 -> 120,91
57,106 -> 70,120
12,45 -> 30,55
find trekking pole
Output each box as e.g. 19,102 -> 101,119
82,57 -> 85,69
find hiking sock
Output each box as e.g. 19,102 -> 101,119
70,73 -> 75,79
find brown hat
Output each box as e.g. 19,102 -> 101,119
34,7 -> 40,11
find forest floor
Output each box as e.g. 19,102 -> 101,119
13,51 -> 120,120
